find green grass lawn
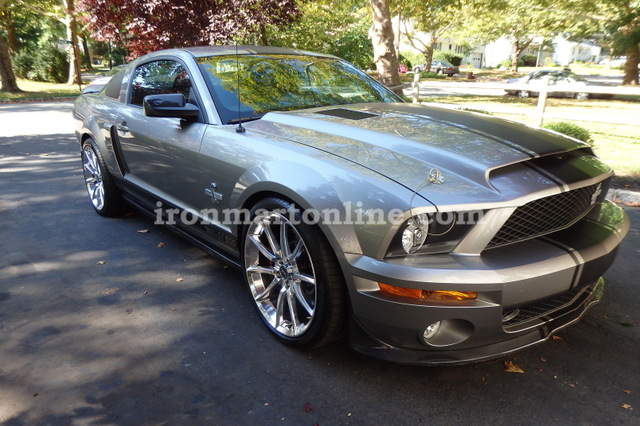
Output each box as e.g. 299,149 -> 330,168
0,79 -> 81,102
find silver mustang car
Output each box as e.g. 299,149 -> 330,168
73,46 -> 629,365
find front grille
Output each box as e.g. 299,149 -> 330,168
502,284 -> 590,330
487,183 -> 600,249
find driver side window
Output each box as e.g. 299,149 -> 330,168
129,60 -> 191,106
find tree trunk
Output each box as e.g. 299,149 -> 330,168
0,9 -> 18,55
422,36 -> 438,73
622,42 -> 639,86
64,0 -> 82,86
81,36 -> 92,69
0,35 -> 20,92
511,39 -> 522,73
369,0 -> 401,91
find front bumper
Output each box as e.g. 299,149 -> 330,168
343,201 -> 629,365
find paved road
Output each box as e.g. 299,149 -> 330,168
1,102 -> 639,424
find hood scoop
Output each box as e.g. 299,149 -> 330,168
317,108 -> 378,120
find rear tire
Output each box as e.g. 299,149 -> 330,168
81,138 -> 125,217
517,90 -> 530,98
242,197 -> 346,349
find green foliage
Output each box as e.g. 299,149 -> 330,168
520,55 -> 537,66
432,51 -> 463,66
400,50 -> 423,68
499,58 -> 513,68
419,71 -> 447,79
398,54 -> 412,68
13,45 -> 69,83
542,121 -> 594,145
327,22 -> 374,70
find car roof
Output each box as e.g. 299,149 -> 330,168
142,45 -> 337,60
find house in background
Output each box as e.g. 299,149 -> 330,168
396,19 -> 604,69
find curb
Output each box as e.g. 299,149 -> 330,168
607,189 -> 640,207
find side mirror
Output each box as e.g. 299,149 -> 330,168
143,93 -> 199,119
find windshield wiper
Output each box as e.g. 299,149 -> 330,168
227,115 -> 264,124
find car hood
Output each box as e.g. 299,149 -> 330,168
245,103 -> 592,207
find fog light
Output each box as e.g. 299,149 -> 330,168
423,321 -> 441,340
421,319 -> 474,347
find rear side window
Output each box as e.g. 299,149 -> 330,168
104,69 -> 126,99
129,60 -> 191,106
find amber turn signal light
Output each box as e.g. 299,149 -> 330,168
378,283 -> 477,301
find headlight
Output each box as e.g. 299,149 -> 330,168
401,213 -> 429,253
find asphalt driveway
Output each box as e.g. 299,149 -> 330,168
1,102 -> 638,425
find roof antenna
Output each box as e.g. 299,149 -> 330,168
235,43 -> 245,134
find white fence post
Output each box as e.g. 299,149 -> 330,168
412,73 -> 420,103
534,76 -> 550,126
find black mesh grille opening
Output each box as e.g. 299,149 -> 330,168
487,183 -> 600,249
502,285 -> 589,329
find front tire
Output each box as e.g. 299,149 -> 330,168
517,90 -> 530,98
81,138 -> 125,217
242,197 -> 346,349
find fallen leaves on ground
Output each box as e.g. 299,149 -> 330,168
623,389 -> 632,395
101,288 -> 119,295
157,242 -> 165,248
305,403 -> 312,413
503,360 -> 524,373
137,229 -> 150,234
621,403 -> 633,410
552,335 -> 565,340
125,309 -> 132,314
96,260 -> 107,265
176,277 -> 184,282
625,201 -> 640,207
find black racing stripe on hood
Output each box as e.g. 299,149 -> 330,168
394,104 -> 581,158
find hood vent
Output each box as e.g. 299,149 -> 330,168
317,108 -> 378,120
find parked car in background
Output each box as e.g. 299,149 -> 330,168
74,46 -> 628,365
504,70 -> 616,99
81,65 -> 125,95
412,60 -> 460,76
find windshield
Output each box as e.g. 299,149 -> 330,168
197,54 -> 401,124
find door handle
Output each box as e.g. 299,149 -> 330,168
116,121 -> 129,134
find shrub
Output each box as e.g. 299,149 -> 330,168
13,45 -> 69,83
419,71 -> 447,79
542,122 -> 594,145
398,54 -> 412,68
433,51 -> 463,66
400,51 -> 424,68
12,49 -> 35,79
499,58 -> 512,69
520,55 -> 537,66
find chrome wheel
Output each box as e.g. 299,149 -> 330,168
244,210 -> 317,338
517,90 -> 530,98
82,144 -> 105,210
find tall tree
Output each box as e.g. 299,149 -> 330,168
397,0 -> 461,71
0,0 -> 20,92
63,0 -> 81,85
78,0 -> 299,59
562,0 -> 639,85
460,0 -> 567,72
369,0 -> 400,89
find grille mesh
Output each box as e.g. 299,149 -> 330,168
488,183 -> 600,249
502,285 -> 589,329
